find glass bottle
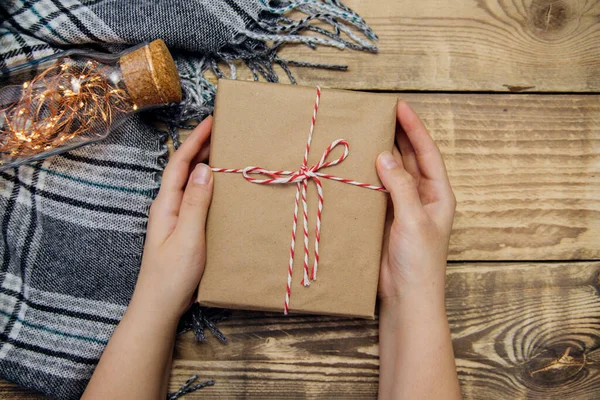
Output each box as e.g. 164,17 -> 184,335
0,39 -> 181,170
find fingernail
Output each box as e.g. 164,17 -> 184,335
378,151 -> 398,170
192,164 -> 211,185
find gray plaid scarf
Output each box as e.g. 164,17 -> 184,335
0,1 -> 376,398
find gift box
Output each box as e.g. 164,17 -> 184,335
198,79 -> 397,318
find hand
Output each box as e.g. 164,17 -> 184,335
84,118 -> 214,400
134,117 -> 214,320
376,102 -> 461,400
376,101 -> 456,302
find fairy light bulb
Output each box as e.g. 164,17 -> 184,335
0,39 -> 181,170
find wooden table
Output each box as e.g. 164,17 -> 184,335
2,0 -> 599,398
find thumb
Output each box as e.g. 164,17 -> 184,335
376,151 -> 423,221
175,163 -> 214,243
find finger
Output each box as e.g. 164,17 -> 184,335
397,101 -> 448,183
378,198 -> 393,291
174,163 -> 214,245
381,197 -> 394,251
152,117 -> 213,220
392,146 -> 408,172
392,146 -> 420,186
197,140 -> 210,164
161,116 -> 213,195
376,150 -> 424,221
147,117 -> 213,245
396,124 -> 420,181
185,142 -> 211,178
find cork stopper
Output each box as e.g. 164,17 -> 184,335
120,39 -> 182,108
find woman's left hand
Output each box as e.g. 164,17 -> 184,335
135,116 -> 214,320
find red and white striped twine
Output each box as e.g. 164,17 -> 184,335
211,86 -> 387,315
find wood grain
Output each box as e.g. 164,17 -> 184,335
0,385 -> 45,400
179,93 -> 600,261
448,262 -> 600,399
3,1 -> 599,398
219,0 -> 600,92
4,262 -> 600,398
160,261 -> 600,399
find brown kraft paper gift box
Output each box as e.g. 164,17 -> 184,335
198,79 -> 397,319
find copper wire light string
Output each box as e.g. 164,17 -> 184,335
0,58 -> 136,161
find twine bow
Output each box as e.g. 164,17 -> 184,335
212,86 -> 387,314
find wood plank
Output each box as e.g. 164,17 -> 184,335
178,93 -> 600,261
0,382 -> 45,399
225,0 -> 600,92
165,261 -> 600,399
3,261 -> 599,398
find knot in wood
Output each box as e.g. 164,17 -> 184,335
525,346 -> 587,388
529,0 -> 572,37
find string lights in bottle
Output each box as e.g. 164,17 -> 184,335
0,39 -> 181,170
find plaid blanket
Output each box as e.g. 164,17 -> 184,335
0,1 -> 376,398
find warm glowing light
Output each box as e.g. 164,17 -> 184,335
15,131 -> 27,141
0,57 -> 134,159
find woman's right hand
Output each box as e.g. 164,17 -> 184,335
376,100 -> 456,304
375,100 -> 461,400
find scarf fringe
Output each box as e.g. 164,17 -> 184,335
167,375 -> 215,400
158,0 -> 377,147
177,303 -> 229,344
